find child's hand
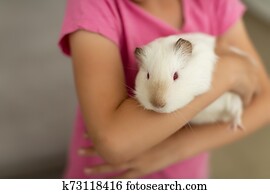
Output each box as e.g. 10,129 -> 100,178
79,144 -> 176,178
78,145 -> 129,176
214,46 -> 260,106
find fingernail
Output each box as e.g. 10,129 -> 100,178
84,168 -> 93,175
78,149 -> 85,156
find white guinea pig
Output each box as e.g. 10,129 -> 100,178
134,33 -> 243,130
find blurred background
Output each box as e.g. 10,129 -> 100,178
0,0 -> 269,178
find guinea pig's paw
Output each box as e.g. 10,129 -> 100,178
230,118 -> 245,131
228,94 -> 244,131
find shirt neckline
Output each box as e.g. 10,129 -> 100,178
126,0 -> 188,33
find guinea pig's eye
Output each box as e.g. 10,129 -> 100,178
173,72 -> 179,81
147,73 -> 150,80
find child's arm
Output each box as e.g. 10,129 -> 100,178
69,20 -> 260,164
80,19 -> 270,177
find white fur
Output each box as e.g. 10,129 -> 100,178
135,33 -> 243,128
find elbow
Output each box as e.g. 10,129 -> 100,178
93,130 -> 132,165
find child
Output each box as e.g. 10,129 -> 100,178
58,0 -> 270,178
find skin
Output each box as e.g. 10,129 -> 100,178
69,0 -> 270,177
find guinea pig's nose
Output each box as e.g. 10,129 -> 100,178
150,98 -> 166,109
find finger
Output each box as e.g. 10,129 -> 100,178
84,163 -> 130,176
78,147 -> 98,156
113,170 -> 141,179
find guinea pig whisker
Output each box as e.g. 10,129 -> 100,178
125,66 -> 138,71
185,122 -> 193,132
123,84 -> 133,90
172,112 -> 193,131
123,83 -> 136,94
175,110 -> 194,132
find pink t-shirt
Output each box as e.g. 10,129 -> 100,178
59,0 -> 246,178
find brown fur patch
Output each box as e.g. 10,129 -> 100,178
134,47 -> 144,64
175,38 -> 192,54
149,81 -> 167,108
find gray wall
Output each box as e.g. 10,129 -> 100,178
0,0 -> 76,178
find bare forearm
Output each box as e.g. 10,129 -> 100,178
150,91 -> 270,167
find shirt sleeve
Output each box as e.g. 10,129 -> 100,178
58,0 -> 121,56
211,0 -> 246,35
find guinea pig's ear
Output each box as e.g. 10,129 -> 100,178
174,38 -> 192,55
134,47 -> 145,65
